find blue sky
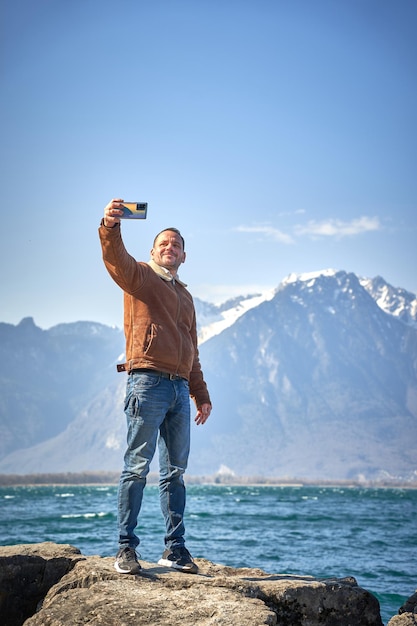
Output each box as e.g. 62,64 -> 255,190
1,0 -> 416,329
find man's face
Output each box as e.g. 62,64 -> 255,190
151,230 -> 186,274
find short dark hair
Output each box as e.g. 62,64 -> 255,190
153,228 -> 185,250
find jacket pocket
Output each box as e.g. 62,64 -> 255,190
143,323 -> 158,355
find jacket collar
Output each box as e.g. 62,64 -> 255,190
147,259 -> 187,287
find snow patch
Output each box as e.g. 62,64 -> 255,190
105,434 -> 122,451
198,289 -> 276,344
283,269 -> 338,285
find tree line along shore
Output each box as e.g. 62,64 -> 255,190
0,471 -> 415,488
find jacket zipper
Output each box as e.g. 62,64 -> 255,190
173,281 -> 183,376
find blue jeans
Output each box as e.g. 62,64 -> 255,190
117,371 -> 191,551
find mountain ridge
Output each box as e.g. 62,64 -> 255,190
1,270 -> 416,481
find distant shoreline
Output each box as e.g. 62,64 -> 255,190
0,471 -> 416,489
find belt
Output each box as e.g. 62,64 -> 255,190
129,368 -> 184,381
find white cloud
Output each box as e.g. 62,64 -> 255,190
277,208 -> 306,217
234,215 -> 382,248
294,216 -> 381,238
235,225 -> 294,245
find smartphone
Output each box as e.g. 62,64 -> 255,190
120,202 -> 148,219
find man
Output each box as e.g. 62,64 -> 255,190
99,198 -> 212,575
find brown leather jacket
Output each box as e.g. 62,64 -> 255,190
99,222 -> 211,408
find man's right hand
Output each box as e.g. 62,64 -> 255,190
103,198 -> 124,227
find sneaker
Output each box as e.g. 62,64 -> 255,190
158,546 -> 198,574
114,546 -> 141,574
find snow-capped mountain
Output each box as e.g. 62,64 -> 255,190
360,275 -> 417,328
194,291 -> 276,344
194,269 -> 417,345
193,269 -> 417,480
0,270 -> 416,481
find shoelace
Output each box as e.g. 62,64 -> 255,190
173,547 -> 191,561
123,547 -> 139,561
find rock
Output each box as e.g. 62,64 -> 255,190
387,590 -> 417,625
0,543 -> 84,626
1,543 -> 384,626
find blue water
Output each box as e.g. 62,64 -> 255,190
1,484 -> 416,625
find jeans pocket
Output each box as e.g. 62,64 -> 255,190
124,391 -> 140,419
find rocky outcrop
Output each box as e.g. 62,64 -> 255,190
0,543 -> 84,626
387,591 -> 417,625
0,542 -> 388,626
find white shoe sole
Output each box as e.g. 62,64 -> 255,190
158,557 -> 198,573
114,561 -> 141,574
